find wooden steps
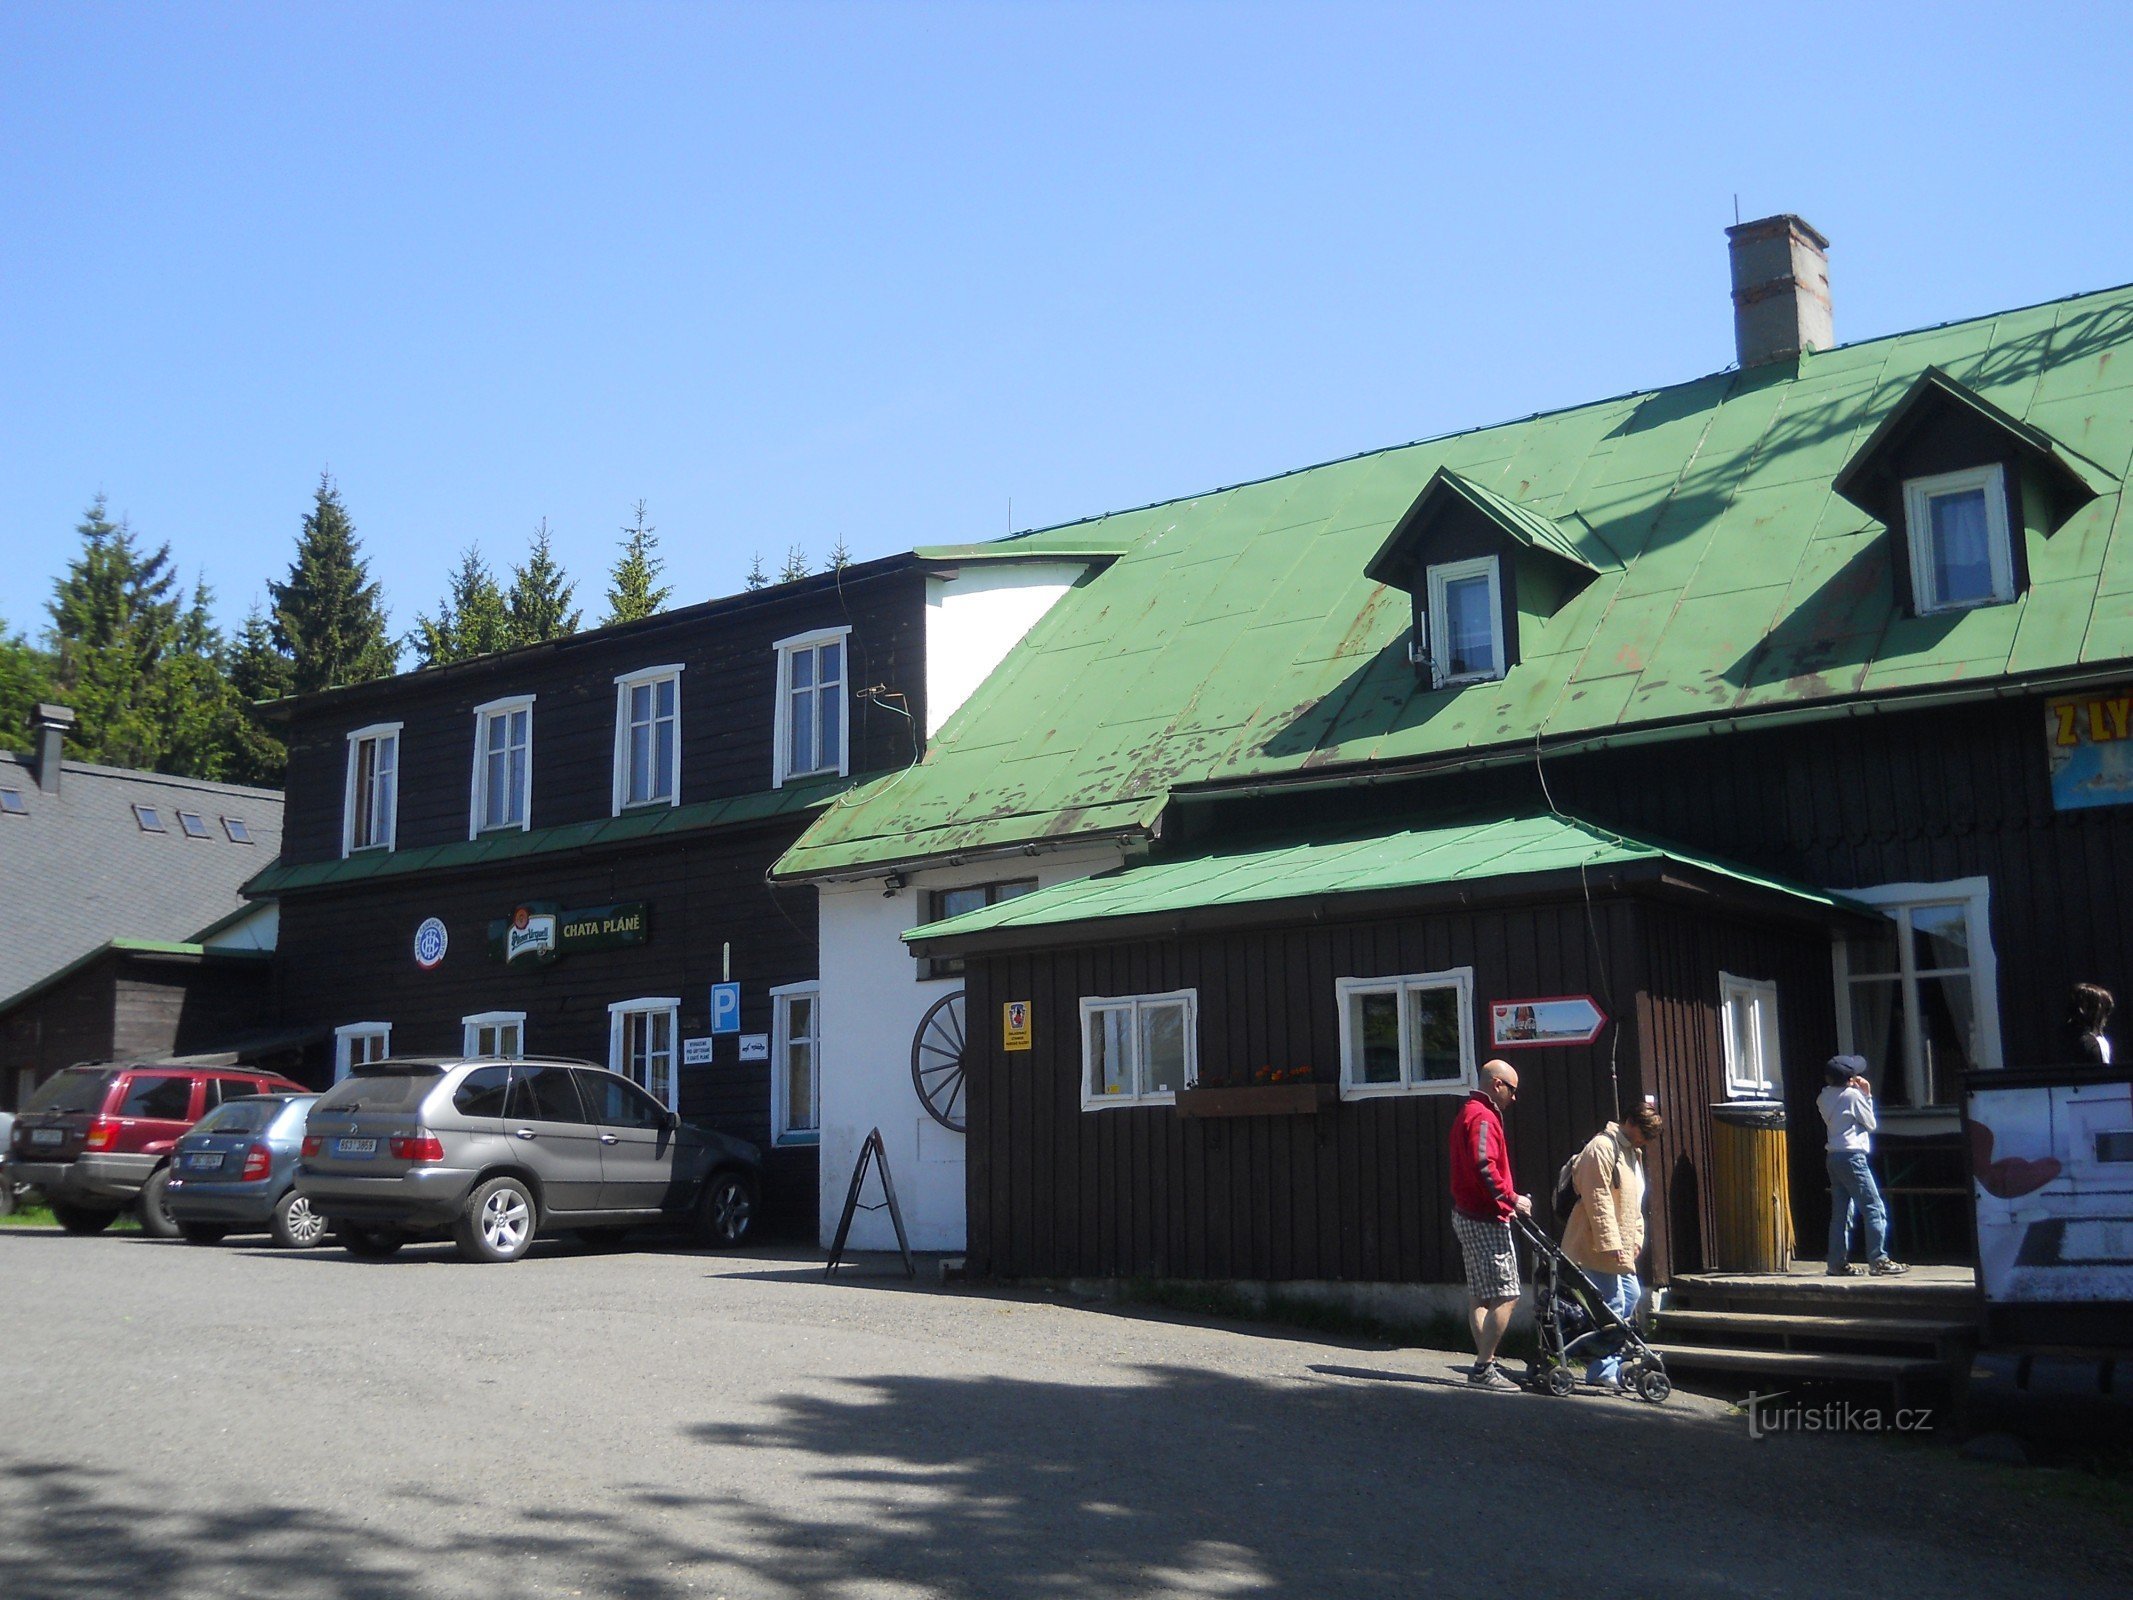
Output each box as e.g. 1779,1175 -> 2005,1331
1652,1268 -> 1980,1411
1646,1343 -> 1946,1385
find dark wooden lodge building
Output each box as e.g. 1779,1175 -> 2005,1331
248,556 -> 950,1232
785,218 -> 2133,1288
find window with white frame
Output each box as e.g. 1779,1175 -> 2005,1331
343,723 -> 402,855
1834,877 -> 2002,1110
609,997 -> 681,1110
470,694 -> 533,836
771,983 -> 820,1144
1080,990 -> 1195,1110
1719,974 -> 1782,1101
333,1022 -> 392,1083
1336,969 -> 1476,1098
773,627 -> 850,786
1903,465 -> 2015,614
612,666 -> 682,812
462,1010 -> 526,1059
1425,557 -> 1504,687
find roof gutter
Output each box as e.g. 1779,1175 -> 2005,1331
1175,664 -> 2131,805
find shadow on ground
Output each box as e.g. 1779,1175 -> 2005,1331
5,1362 -> 2129,1600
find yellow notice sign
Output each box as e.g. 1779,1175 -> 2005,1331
1002,1001 -> 1033,1052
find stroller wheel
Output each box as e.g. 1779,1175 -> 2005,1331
1635,1367 -> 1673,1404
1544,1366 -> 1576,1397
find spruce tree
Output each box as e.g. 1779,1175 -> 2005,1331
778,544 -> 810,583
821,536 -> 853,573
155,574 -> 241,781
0,616 -> 53,756
222,602 -> 292,786
412,545 -> 509,666
743,552 -> 769,592
269,474 -> 398,694
505,519 -> 581,647
46,496 -> 181,768
604,500 -> 670,625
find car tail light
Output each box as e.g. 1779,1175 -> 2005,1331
84,1117 -> 118,1150
302,1135 -> 322,1157
390,1132 -> 445,1163
240,1144 -> 273,1182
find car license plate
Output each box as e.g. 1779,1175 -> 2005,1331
182,1152 -> 224,1171
31,1127 -> 62,1146
336,1137 -> 378,1156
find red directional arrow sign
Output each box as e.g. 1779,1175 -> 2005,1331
1489,995 -> 1607,1049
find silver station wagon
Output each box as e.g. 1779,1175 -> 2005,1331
295,1057 -> 762,1263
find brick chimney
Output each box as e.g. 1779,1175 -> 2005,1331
1726,214 -> 1832,366
30,703 -> 74,793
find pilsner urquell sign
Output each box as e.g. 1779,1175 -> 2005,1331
487,901 -> 650,965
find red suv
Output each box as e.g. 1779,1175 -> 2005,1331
11,1061 -> 308,1237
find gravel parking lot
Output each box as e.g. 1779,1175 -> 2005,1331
2,1229 -> 2125,1600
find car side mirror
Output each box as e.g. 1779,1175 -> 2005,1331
662,1109 -> 680,1133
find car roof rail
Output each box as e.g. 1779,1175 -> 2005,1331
508,1054 -> 605,1069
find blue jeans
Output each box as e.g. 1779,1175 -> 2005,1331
1585,1268 -> 1642,1385
1826,1149 -> 1890,1269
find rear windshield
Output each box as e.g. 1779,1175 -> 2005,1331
313,1065 -> 442,1115
24,1068 -> 117,1115
193,1099 -> 278,1136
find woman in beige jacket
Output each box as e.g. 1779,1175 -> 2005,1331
1562,1103 -> 1663,1389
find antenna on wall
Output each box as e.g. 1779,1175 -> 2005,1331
1733,193 -> 1741,225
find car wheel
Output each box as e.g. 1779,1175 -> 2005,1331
271,1190 -> 330,1249
339,1224 -> 406,1259
52,1200 -> 120,1235
178,1222 -> 229,1245
136,1168 -> 182,1239
695,1169 -> 758,1249
454,1176 -> 537,1263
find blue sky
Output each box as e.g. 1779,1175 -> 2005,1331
4,3 -> 2129,646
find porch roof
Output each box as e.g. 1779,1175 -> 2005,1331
902,810 -> 1872,954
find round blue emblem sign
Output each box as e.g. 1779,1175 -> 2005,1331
414,917 -> 449,970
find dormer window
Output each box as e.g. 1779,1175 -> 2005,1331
1425,557 -> 1505,687
1902,466 -> 2013,613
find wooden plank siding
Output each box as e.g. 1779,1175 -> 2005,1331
271,816 -> 824,1235
276,561 -> 928,865
962,894 -> 1663,1285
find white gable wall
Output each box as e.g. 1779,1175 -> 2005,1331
924,563 -> 1086,737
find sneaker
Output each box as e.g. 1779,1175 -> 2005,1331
1826,1264 -> 1863,1277
1870,1258 -> 1912,1276
1467,1362 -> 1519,1390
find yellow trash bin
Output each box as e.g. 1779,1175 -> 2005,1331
1709,1103 -> 1795,1273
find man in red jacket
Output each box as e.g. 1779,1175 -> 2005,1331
1449,1059 -> 1532,1389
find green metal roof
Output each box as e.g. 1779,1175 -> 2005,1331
246,770 -> 867,897
915,527 -> 1134,563
782,283 -> 2133,881
901,812 -> 1864,950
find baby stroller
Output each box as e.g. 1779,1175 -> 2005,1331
1513,1211 -> 1672,1403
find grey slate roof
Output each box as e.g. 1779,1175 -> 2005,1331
0,754 -> 284,1010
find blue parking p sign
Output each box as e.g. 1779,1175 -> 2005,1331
709,982 -> 741,1035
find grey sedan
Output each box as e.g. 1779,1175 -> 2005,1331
165,1094 -> 329,1248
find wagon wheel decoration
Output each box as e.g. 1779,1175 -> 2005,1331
911,990 -> 968,1133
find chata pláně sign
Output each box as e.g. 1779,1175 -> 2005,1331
487,901 -> 650,965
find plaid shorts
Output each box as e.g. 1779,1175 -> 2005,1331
1452,1210 -> 1521,1302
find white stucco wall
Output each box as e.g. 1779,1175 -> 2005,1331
923,563 -> 1086,737
816,845 -> 1124,1251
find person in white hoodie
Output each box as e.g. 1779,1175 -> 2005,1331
1819,1054 -> 1909,1277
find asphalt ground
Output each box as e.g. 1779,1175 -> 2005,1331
1,1228 -> 2126,1600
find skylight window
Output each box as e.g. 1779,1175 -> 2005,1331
133,804 -> 166,832
222,816 -> 251,844
177,810 -> 210,839
0,787 -> 25,816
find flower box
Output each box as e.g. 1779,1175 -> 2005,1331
1173,1083 -> 1336,1118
